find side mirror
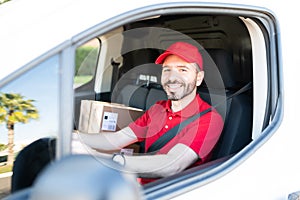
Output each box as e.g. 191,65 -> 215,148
29,154 -> 143,200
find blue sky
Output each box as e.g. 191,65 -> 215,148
0,56 -> 59,145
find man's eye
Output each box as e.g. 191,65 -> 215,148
179,68 -> 188,72
162,68 -> 170,72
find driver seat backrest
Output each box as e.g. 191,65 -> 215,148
199,49 -> 253,160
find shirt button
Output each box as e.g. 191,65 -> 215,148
169,116 -> 172,120
165,125 -> 169,129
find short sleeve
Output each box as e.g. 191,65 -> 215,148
178,109 -> 224,161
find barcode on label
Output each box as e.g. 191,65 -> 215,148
102,124 -> 116,131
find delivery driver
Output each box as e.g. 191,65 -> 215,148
77,41 -> 224,185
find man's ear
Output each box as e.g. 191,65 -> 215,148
196,71 -> 204,86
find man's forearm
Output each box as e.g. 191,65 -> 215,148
123,144 -> 198,178
124,153 -> 173,178
77,127 -> 138,151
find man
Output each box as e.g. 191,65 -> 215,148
78,41 -> 224,184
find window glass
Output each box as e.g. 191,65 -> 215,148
74,38 -> 100,89
0,55 -> 59,176
72,8 -> 279,199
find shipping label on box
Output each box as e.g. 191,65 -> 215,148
78,100 -> 144,134
101,111 -> 118,131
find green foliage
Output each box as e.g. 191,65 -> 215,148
0,144 -> 7,151
74,75 -> 93,84
0,164 -> 12,173
0,0 -> 11,5
75,46 -> 98,76
0,93 -> 39,126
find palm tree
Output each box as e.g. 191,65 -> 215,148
0,93 -> 39,166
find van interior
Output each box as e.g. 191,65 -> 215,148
73,14 -> 254,177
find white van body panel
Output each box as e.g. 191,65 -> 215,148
174,2 -> 298,199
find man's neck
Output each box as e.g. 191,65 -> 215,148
171,92 -> 197,112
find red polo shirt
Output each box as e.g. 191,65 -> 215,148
129,94 -> 224,184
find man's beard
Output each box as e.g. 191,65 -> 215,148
163,78 -> 197,101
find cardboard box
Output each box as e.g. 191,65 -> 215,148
78,100 -> 144,134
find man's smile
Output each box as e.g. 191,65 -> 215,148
167,83 -> 182,89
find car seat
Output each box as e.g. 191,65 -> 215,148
198,49 -> 253,159
11,137 -> 56,193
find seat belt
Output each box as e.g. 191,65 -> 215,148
147,82 -> 252,153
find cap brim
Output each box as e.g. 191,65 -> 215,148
155,51 -> 172,65
155,51 -> 191,65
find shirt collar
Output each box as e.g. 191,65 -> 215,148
164,94 -> 203,118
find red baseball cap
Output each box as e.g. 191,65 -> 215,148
155,42 -> 203,70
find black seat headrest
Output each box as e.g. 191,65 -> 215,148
200,49 -> 236,90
